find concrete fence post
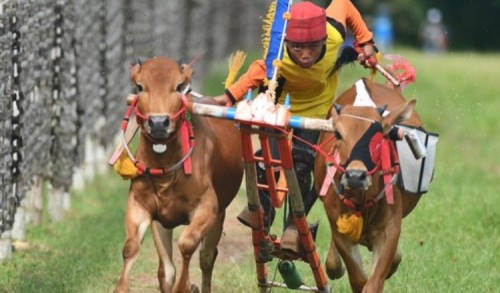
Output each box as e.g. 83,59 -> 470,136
24,176 -> 44,226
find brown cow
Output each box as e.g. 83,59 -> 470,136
314,78 -> 424,293
114,57 -> 243,293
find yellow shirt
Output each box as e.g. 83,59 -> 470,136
226,0 -> 372,118
227,24 -> 344,119
278,24 -> 343,118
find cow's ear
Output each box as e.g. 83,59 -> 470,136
176,64 -> 194,94
382,99 -> 416,131
129,62 -> 141,82
180,63 -> 194,81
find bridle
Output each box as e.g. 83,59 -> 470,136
133,97 -> 187,144
119,90 -> 194,176
321,114 -> 400,213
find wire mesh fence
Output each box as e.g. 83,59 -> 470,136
0,0 -> 265,241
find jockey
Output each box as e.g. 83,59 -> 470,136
214,0 -> 378,250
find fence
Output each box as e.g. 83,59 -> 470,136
0,0 -> 266,261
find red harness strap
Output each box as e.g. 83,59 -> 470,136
338,194 -> 378,217
320,137 -> 400,211
121,96 -> 194,176
380,138 -> 400,204
180,117 -> 194,174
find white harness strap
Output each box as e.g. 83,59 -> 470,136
319,80 -> 388,197
354,79 -> 376,107
354,79 -> 390,116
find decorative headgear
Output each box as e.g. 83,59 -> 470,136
285,2 -> 327,42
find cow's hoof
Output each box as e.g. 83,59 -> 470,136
190,284 -> 199,293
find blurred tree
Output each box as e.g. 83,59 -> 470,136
316,0 -> 500,51
430,0 -> 500,51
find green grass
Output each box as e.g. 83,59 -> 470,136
0,176 -> 129,293
1,49 -> 499,292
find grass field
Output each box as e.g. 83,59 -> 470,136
0,49 -> 499,292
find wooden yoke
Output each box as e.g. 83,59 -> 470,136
238,116 -> 329,292
189,92 -> 331,292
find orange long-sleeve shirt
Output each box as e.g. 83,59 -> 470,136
326,0 -> 373,44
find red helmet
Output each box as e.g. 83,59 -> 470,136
286,2 -> 327,43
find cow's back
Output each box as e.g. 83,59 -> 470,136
336,78 -> 423,128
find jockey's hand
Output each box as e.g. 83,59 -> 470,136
212,94 -> 233,107
357,43 -> 378,69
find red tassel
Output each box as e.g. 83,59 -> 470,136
181,120 -> 193,174
381,139 -> 394,204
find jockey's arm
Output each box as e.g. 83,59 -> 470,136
326,0 -> 377,67
213,60 -> 267,106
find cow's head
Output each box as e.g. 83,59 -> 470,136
331,100 -> 415,204
130,57 -> 193,140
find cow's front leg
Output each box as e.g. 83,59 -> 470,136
363,216 -> 402,293
199,211 -> 225,293
335,235 -> 368,293
173,191 -> 218,293
151,221 -> 175,293
115,196 -> 151,293
325,236 -> 345,279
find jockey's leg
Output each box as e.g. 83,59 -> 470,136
255,150 -> 277,229
281,129 -> 320,253
238,129 -> 319,235
291,129 -> 320,215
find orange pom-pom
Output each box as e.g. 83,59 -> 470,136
113,151 -> 138,179
272,59 -> 282,68
283,12 -> 291,20
336,213 -> 363,242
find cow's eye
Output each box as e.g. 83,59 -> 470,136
177,81 -> 191,93
136,84 -> 143,93
334,130 -> 343,140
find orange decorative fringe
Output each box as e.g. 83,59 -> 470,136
369,51 -> 383,81
261,0 -> 276,59
337,213 -> 363,242
224,50 -> 247,88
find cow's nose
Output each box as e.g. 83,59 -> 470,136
345,169 -> 367,189
148,115 -> 170,132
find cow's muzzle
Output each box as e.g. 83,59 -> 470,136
341,169 -> 371,190
147,114 -> 170,139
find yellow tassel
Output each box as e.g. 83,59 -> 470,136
369,51 -> 383,81
337,213 -> 364,242
113,151 -> 138,179
224,50 -> 247,88
261,0 -> 276,59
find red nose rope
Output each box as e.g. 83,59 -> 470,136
315,137 -> 400,209
261,124 -> 401,211
120,95 -> 194,176
262,125 -> 400,209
